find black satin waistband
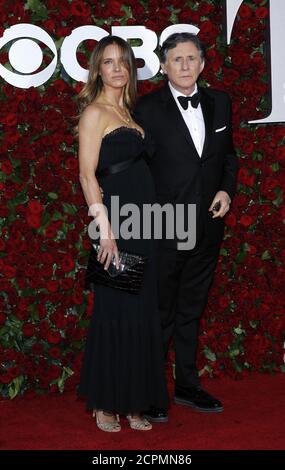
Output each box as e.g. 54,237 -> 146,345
96,151 -> 147,179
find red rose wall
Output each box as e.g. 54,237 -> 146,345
0,0 -> 284,399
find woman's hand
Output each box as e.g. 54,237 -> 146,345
97,229 -> 119,271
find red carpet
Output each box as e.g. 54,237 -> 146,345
1,373 -> 285,450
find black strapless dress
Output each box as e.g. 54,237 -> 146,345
78,127 -> 168,414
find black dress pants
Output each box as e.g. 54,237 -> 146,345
157,239 -> 221,388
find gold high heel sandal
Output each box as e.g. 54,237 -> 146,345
92,410 -> 121,433
126,414 -> 152,431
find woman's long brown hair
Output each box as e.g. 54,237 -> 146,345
74,35 -> 137,139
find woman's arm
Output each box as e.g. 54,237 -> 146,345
78,105 -> 119,270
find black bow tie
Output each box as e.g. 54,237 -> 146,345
177,92 -> 201,110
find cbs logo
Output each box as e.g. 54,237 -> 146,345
0,23 -> 198,88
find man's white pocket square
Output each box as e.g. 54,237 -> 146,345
215,126 -> 227,133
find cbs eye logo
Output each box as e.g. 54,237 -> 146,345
0,24 -> 58,88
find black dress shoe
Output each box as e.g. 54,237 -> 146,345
143,407 -> 168,423
174,386 -> 224,413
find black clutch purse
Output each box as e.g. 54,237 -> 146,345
85,243 -> 148,295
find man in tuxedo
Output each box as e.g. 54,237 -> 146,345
135,32 -> 238,422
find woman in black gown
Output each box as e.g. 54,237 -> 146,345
77,36 -> 168,432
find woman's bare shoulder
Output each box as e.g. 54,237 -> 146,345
81,101 -> 108,120
79,102 -> 108,132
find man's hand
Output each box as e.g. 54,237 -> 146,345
209,191 -> 231,218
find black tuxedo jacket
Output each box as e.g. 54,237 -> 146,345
135,83 -> 238,249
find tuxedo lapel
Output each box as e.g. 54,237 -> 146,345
199,87 -> 214,159
160,84 -> 201,162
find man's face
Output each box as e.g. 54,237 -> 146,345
161,41 -> 205,95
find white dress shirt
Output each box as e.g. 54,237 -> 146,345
168,81 -> 205,157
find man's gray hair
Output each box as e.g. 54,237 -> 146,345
160,32 -> 206,64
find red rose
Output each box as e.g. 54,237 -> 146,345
22,323 -> 36,338
59,256 -> 75,273
232,51 -> 250,67
276,147 -> 285,163
26,213 -> 41,229
1,265 -> 16,278
60,181 -> 72,198
240,215 -> 255,227
219,296 -> 230,310
58,0 -> 71,16
48,347 -> 61,360
38,322 -> 50,341
72,289 -> 83,305
198,3 -> 214,16
65,156 -> 78,170
44,227 -> 58,239
223,69 -> 240,86
50,312 -> 67,329
46,329 -> 62,345
2,113 -> 17,126
200,20 -> 216,35
239,4 -> 253,18
102,1 -> 125,18
27,200 -> 44,215
47,364 -> 61,380
225,213 -> 237,228
42,18 -> 56,33
179,9 -> 200,24
255,7 -> 268,19
1,160 -> 13,175
238,168 -> 255,186
61,278 -> 74,290
46,280 -> 59,293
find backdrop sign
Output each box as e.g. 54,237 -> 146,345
226,0 -> 285,124
0,0 -> 284,122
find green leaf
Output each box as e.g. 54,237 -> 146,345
199,364 -> 213,376
170,11 -> 179,23
242,242 -> 250,252
220,248 -> 228,256
261,250 -> 271,260
10,175 -> 23,184
252,151 -> 264,161
57,366 -> 74,393
48,192 -> 58,200
9,158 -> 21,167
24,0 -> 48,20
28,304 -> 39,321
0,326 -> 9,337
8,376 -> 24,399
52,211 -> 64,221
62,203 -> 77,215
235,251 -> 247,264
271,162 -> 280,172
204,348 -> 216,362
273,190 -> 283,207
233,327 -> 244,335
229,349 -> 241,357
